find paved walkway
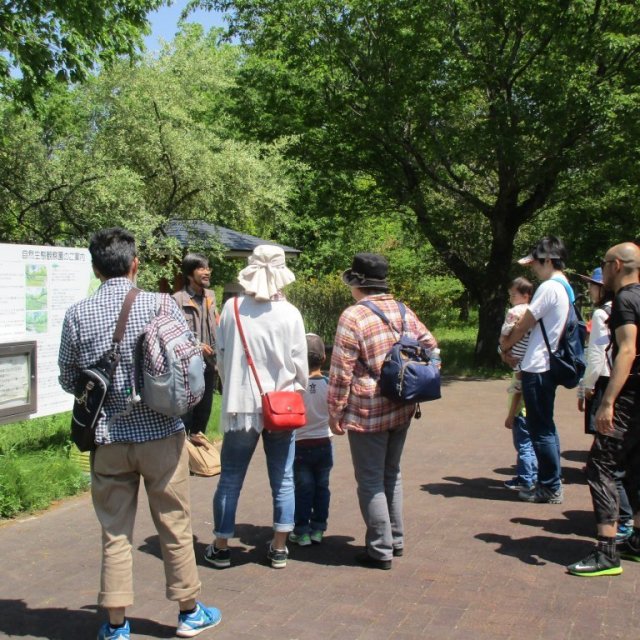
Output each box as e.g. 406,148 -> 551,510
1,379 -> 639,639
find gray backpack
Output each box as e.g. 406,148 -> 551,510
133,295 -> 206,417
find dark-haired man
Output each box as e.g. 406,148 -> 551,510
501,235 -> 572,504
58,229 -> 221,640
567,242 -> 640,576
174,253 -> 218,435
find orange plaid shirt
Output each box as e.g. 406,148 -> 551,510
328,294 -> 437,433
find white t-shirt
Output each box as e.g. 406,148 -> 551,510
521,276 -> 571,373
582,303 -> 612,389
296,374 -> 332,441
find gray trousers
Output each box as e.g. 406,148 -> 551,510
348,425 -> 409,561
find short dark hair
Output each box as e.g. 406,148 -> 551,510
598,288 -> 615,307
359,286 -> 387,295
306,333 -> 325,369
89,227 -> 136,278
510,277 -> 533,299
182,253 -> 209,279
534,235 -> 567,271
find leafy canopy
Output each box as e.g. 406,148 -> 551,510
0,0 -> 164,103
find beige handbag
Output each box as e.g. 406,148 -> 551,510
186,432 -> 221,477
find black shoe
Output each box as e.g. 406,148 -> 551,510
355,550 -> 392,570
393,547 -> 404,557
619,539 -> 640,562
567,547 -> 622,577
204,543 -> 231,568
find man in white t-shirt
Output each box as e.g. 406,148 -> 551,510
500,236 -> 572,504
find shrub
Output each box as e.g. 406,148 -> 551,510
287,274 -> 353,345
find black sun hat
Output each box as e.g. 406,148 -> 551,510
342,253 -> 389,290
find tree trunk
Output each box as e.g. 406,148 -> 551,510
473,217 -> 519,368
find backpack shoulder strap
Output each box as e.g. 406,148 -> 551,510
551,276 -> 575,304
358,300 -> 405,335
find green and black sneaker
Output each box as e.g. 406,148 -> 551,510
567,547 -> 622,577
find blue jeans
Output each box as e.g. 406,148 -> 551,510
521,370 -> 562,492
213,428 -> 295,538
512,414 -> 538,487
293,442 -> 333,535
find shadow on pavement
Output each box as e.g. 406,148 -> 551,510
562,449 -> 589,463
0,599 -> 174,639
510,509 -> 594,538
474,533 -> 593,567
421,476 -> 521,501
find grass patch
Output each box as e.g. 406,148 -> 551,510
0,450 -> 89,518
0,412 -> 89,519
1,393 -> 223,520
434,323 -> 508,379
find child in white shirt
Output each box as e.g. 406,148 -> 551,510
289,334 -> 333,546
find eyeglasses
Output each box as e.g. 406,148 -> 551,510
601,258 -> 634,269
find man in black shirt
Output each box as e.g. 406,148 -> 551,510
568,242 -> 640,576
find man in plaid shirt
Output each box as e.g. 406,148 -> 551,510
58,228 -> 221,640
328,253 -> 437,570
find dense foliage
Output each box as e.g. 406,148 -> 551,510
0,0 -> 164,103
0,27 -> 298,289
193,0 -> 640,364
1,1 -> 639,366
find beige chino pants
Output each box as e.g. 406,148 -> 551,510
91,431 -> 201,608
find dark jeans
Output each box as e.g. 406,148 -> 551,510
587,383 -> 640,524
521,370 -> 562,492
182,365 -> 216,435
293,441 -> 333,534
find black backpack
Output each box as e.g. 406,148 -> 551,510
359,300 -> 441,403
539,278 -> 587,389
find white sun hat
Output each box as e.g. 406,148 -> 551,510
237,244 -> 296,301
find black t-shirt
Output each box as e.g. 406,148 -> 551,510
610,283 -> 640,375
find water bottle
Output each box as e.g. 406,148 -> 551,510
430,348 -> 441,367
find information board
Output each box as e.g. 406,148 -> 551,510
0,243 -> 98,421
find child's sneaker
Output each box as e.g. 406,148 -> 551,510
97,620 -> 130,640
289,532 -> 312,546
267,543 -> 289,568
616,521 -> 634,544
204,543 -> 231,568
310,530 -> 324,544
176,602 -> 222,638
504,479 -> 533,491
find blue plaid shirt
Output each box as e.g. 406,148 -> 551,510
58,277 -> 185,444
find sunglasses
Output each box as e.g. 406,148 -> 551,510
600,257 -> 634,269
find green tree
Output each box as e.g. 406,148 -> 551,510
0,26 -> 299,286
0,0 -> 166,103
194,0 -> 640,365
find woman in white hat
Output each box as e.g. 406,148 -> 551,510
204,245 -> 308,570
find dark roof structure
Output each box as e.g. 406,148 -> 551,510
165,220 -> 301,258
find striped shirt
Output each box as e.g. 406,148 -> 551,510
328,294 -> 437,433
58,278 -> 185,444
501,303 -> 530,368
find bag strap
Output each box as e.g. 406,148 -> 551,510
112,288 -> 140,347
233,296 -> 265,397
538,277 -> 574,355
358,300 -> 406,335
550,276 -> 575,304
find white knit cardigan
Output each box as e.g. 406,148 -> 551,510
216,294 -> 308,425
